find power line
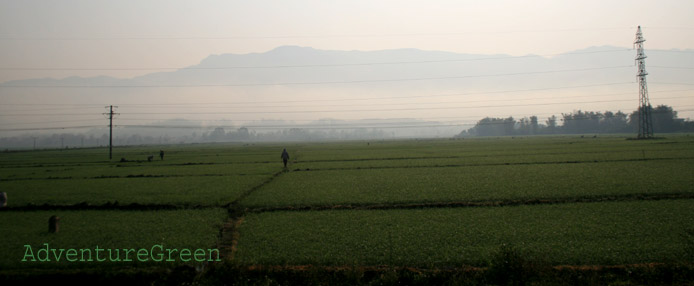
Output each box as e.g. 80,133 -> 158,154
29,104 -> 694,127
0,111 -> 648,128
90,108 -> 694,130
0,118 -> 104,126
112,89 -> 691,110
116,124 -> 469,130
0,113 -> 109,117
0,27 -> 639,41
110,114 -> 554,123
0,81 -> 627,107
0,89 -> 690,118
0,49 -> 634,71
650,66 -> 694,70
0,103 -> 106,107
110,95 -> 691,115
644,26 -> 694,30
651,82 -> 694,86
4,107 -> 693,133
648,50 -> 694,54
0,66 -> 633,88
115,82 -> 637,106
5,109 -> 694,132
0,125 -> 102,132
0,106 -> 106,112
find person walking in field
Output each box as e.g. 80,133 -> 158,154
159,150 -> 164,160
281,148 -> 290,168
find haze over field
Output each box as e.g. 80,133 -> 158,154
0,1 -> 692,143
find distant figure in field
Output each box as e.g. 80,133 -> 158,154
160,150 -> 165,160
48,215 -> 60,233
0,192 -> 7,208
281,148 -> 290,168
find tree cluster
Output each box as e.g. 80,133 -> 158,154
459,105 -> 694,137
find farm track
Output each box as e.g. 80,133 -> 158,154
247,192 -> 694,213
291,156 -> 694,172
226,170 -> 288,207
218,169 -> 288,259
217,217 -> 244,260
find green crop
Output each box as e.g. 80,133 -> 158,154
235,200 -> 694,267
1,135 -> 692,273
242,159 -> 693,207
2,174 -> 270,206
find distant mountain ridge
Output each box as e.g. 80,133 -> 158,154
3,45 -> 691,88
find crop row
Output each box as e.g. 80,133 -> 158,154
291,148 -> 693,170
0,143 -> 288,167
235,199 -> 694,267
289,135 -> 694,163
1,162 -> 279,181
2,175 -> 271,206
241,159 -> 694,208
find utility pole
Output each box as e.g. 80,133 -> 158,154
103,105 -> 119,159
635,26 -> 654,139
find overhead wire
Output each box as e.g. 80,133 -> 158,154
116,95 -> 694,115
110,88 -> 692,110
0,66 -> 634,88
3,95 -> 689,118
2,82 -> 690,110
0,49 -> 635,71
114,82 -> 638,106
0,27 -> 639,41
3,106 -> 692,132
0,118 -> 105,126
0,87 -> 690,125
0,125 -> 103,132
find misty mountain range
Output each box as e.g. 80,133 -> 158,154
3,45 -> 692,90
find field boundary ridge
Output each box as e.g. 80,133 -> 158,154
246,192 -> 694,213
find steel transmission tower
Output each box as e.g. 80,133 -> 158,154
634,26 -> 654,139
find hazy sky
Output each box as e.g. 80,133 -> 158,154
0,0 -> 692,138
1,0 -> 693,82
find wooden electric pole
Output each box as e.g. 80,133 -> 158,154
103,105 -> 119,160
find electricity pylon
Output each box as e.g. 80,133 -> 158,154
634,26 -> 653,139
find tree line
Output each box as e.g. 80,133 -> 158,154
458,105 -> 694,137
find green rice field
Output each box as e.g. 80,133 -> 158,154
1,135 -> 693,274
